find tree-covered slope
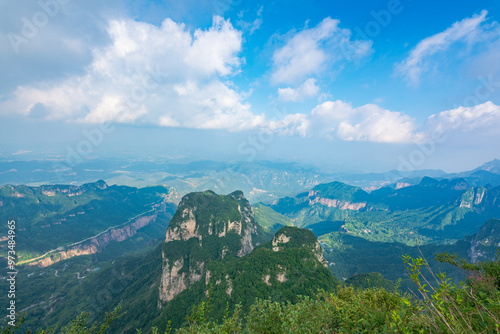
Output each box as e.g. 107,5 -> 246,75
252,202 -> 293,233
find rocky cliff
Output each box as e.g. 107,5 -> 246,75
159,190 -> 263,303
23,200 -> 169,267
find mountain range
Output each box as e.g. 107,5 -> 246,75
1,158 -> 500,332
2,158 -> 499,203
268,176 -> 500,245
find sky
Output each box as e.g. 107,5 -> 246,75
0,0 -> 500,173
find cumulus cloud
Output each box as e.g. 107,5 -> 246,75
396,10 -> 498,86
268,113 -> 310,137
1,16 -> 264,129
271,17 -> 373,84
169,80 -> 264,130
260,100 -> 421,143
308,100 -> 421,143
266,99 -> 500,144
278,78 -> 320,102
424,101 -> 500,135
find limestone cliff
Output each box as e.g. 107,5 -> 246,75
23,200 -> 169,267
159,190 -> 263,303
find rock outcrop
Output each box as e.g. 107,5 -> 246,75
159,190 -> 262,303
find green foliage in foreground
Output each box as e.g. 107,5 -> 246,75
345,272 -> 396,291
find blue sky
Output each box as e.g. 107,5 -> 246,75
0,0 -> 499,172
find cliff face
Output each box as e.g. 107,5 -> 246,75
459,187 -> 488,208
39,180 -> 108,197
196,225 -> 337,312
25,201 -> 168,267
307,192 -> 367,211
159,190 -> 262,303
270,183 -> 371,222
1,181 -> 176,262
458,186 -> 500,209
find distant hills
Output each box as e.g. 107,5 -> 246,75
0,159 -> 335,203
386,159 -> 500,189
2,186 -> 499,332
268,176 -> 500,245
1,158 -> 500,203
321,218 -> 500,291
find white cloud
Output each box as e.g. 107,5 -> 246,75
186,16 -> 242,76
1,16 -> 264,129
336,109 -> 420,143
268,113 -> 310,137
2,11 -> 500,146
396,10 -> 497,86
271,17 -> 373,84
82,95 -> 147,123
258,100 -> 422,143
266,99 -> 500,144
169,80 -> 265,130
308,101 -> 421,143
424,101 -> 500,135
236,6 -> 263,35
278,78 -> 320,102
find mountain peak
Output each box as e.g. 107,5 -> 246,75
160,190 -> 262,302
229,189 -> 245,200
473,159 -> 500,174
419,176 -> 440,187
271,226 -> 327,266
312,181 -> 369,202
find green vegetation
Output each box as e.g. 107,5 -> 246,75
252,203 -> 293,233
345,272 -> 395,291
156,230 -> 339,331
170,251 -> 500,333
318,219 -> 500,290
3,184 -> 500,333
1,305 -> 123,334
311,181 -> 372,202
3,224 -> 338,333
11,250 -> 498,333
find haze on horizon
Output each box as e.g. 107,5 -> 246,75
1,0 -> 499,173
